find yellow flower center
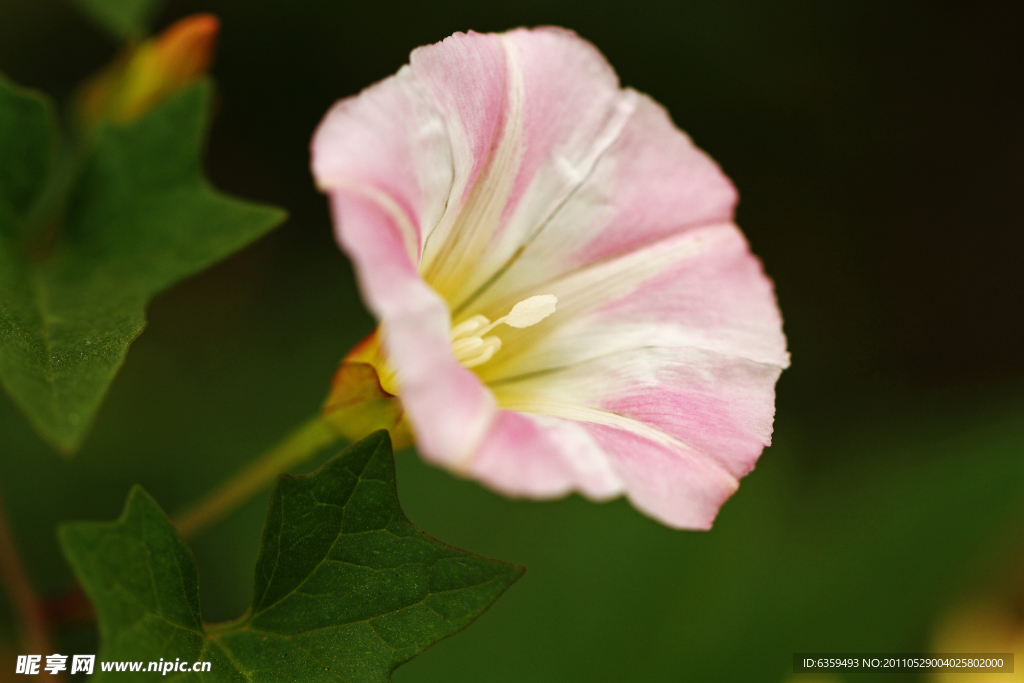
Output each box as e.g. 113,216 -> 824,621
353,294 -> 558,397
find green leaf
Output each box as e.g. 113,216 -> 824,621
0,76 -> 54,220
0,76 -> 285,452
67,0 -> 164,40
59,432 -> 524,682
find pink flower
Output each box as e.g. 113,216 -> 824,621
311,28 -> 789,529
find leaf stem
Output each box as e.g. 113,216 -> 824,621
173,416 -> 343,540
0,480 -> 53,658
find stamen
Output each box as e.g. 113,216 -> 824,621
452,336 -> 484,356
460,337 -> 502,368
450,315 -> 490,341
450,295 -> 557,370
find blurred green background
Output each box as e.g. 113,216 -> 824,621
1,0 -> 1022,680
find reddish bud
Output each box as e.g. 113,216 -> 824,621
79,14 -> 220,125
322,342 -> 411,448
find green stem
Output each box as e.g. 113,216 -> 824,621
173,417 -> 343,540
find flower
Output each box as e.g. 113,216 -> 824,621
311,28 -> 789,529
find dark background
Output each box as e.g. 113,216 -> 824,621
0,1 -> 1022,681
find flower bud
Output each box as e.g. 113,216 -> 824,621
321,360 -> 411,448
78,14 -> 219,125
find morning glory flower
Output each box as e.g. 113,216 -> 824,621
311,28 -> 789,529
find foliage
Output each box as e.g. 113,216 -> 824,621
60,432 -> 523,682
0,76 -> 284,452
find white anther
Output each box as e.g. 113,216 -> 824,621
459,337 -> 502,368
450,315 -> 490,341
452,336 -> 484,357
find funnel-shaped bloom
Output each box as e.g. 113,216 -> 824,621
312,28 -> 790,529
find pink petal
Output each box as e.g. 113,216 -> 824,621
493,346 -> 782,480
575,94 -> 738,263
587,423 -> 740,530
590,227 -> 789,368
312,66 -> 453,260
600,351 -> 782,480
483,225 -> 786,528
482,223 -> 788,380
473,400 -> 742,529
311,45 -> 497,464
467,411 -> 624,500
465,93 -> 739,320
326,190 -> 495,465
407,31 -> 507,201
420,28 -> 639,304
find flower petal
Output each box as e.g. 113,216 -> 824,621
410,29 -> 642,306
492,346 -> 782,479
312,65 -> 452,264
475,224 -> 785,526
458,92 -> 739,321
480,223 -> 789,384
466,410 -> 624,500
475,398 -> 742,529
587,422 -> 739,530
311,47 -> 506,464
324,190 -> 496,465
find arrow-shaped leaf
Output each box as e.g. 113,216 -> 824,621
0,75 -> 285,452
60,432 -> 524,681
